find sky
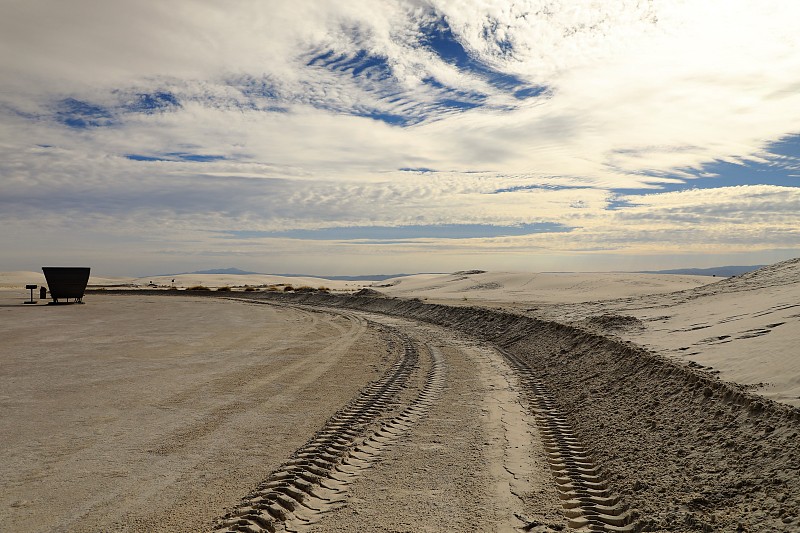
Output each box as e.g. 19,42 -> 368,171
1,0 -> 799,276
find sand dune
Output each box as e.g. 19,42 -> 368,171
357,261 -> 800,408
505,258 -> 800,407
371,270 -> 713,304
0,268 -> 714,300
131,273 -> 359,291
0,271 -> 365,291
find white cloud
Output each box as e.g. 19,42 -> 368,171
1,1 -> 799,273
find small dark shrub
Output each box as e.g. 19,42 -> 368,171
295,285 -> 316,293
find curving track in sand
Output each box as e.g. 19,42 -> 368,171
213,301 -> 566,533
252,303 -> 632,533
241,289 -> 800,531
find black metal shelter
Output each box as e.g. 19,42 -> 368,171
42,267 -> 90,304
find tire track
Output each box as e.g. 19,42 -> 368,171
498,348 -> 634,532
213,328 -> 444,533
281,343 -> 445,532
233,295 -> 630,530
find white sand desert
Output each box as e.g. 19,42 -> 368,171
1,259 -> 798,531
371,264 -> 800,408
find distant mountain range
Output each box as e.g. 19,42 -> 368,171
163,265 -> 765,280
638,265 -> 765,277
161,267 -> 418,281
180,267 -> 261,275
271,273 -> 422,281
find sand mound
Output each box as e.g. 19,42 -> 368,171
377,271 -> 713,304
353,288 -> 385,297
576,313 -> 644,332
690,257 -> 800,296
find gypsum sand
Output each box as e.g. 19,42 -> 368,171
2,284 -> 799,531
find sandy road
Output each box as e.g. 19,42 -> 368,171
215,301 -> 564,532
7,284 -> 798,531
1,293 -> 568,532
307,311 -> 565,533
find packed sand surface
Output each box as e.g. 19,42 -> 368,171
0,292 -> 566,532
0,293 -> 393,531
303,314 -> 564,532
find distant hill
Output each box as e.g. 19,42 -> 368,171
170,267 -> 263,276
269,273 -> 422,281
157,268 -> 421,281
639,265 -> 765,277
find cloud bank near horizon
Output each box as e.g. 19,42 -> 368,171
1,0 -> 798,274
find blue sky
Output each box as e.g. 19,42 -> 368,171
0,1 -> 798,275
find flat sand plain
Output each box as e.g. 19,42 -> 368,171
0,293 -> 392,531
